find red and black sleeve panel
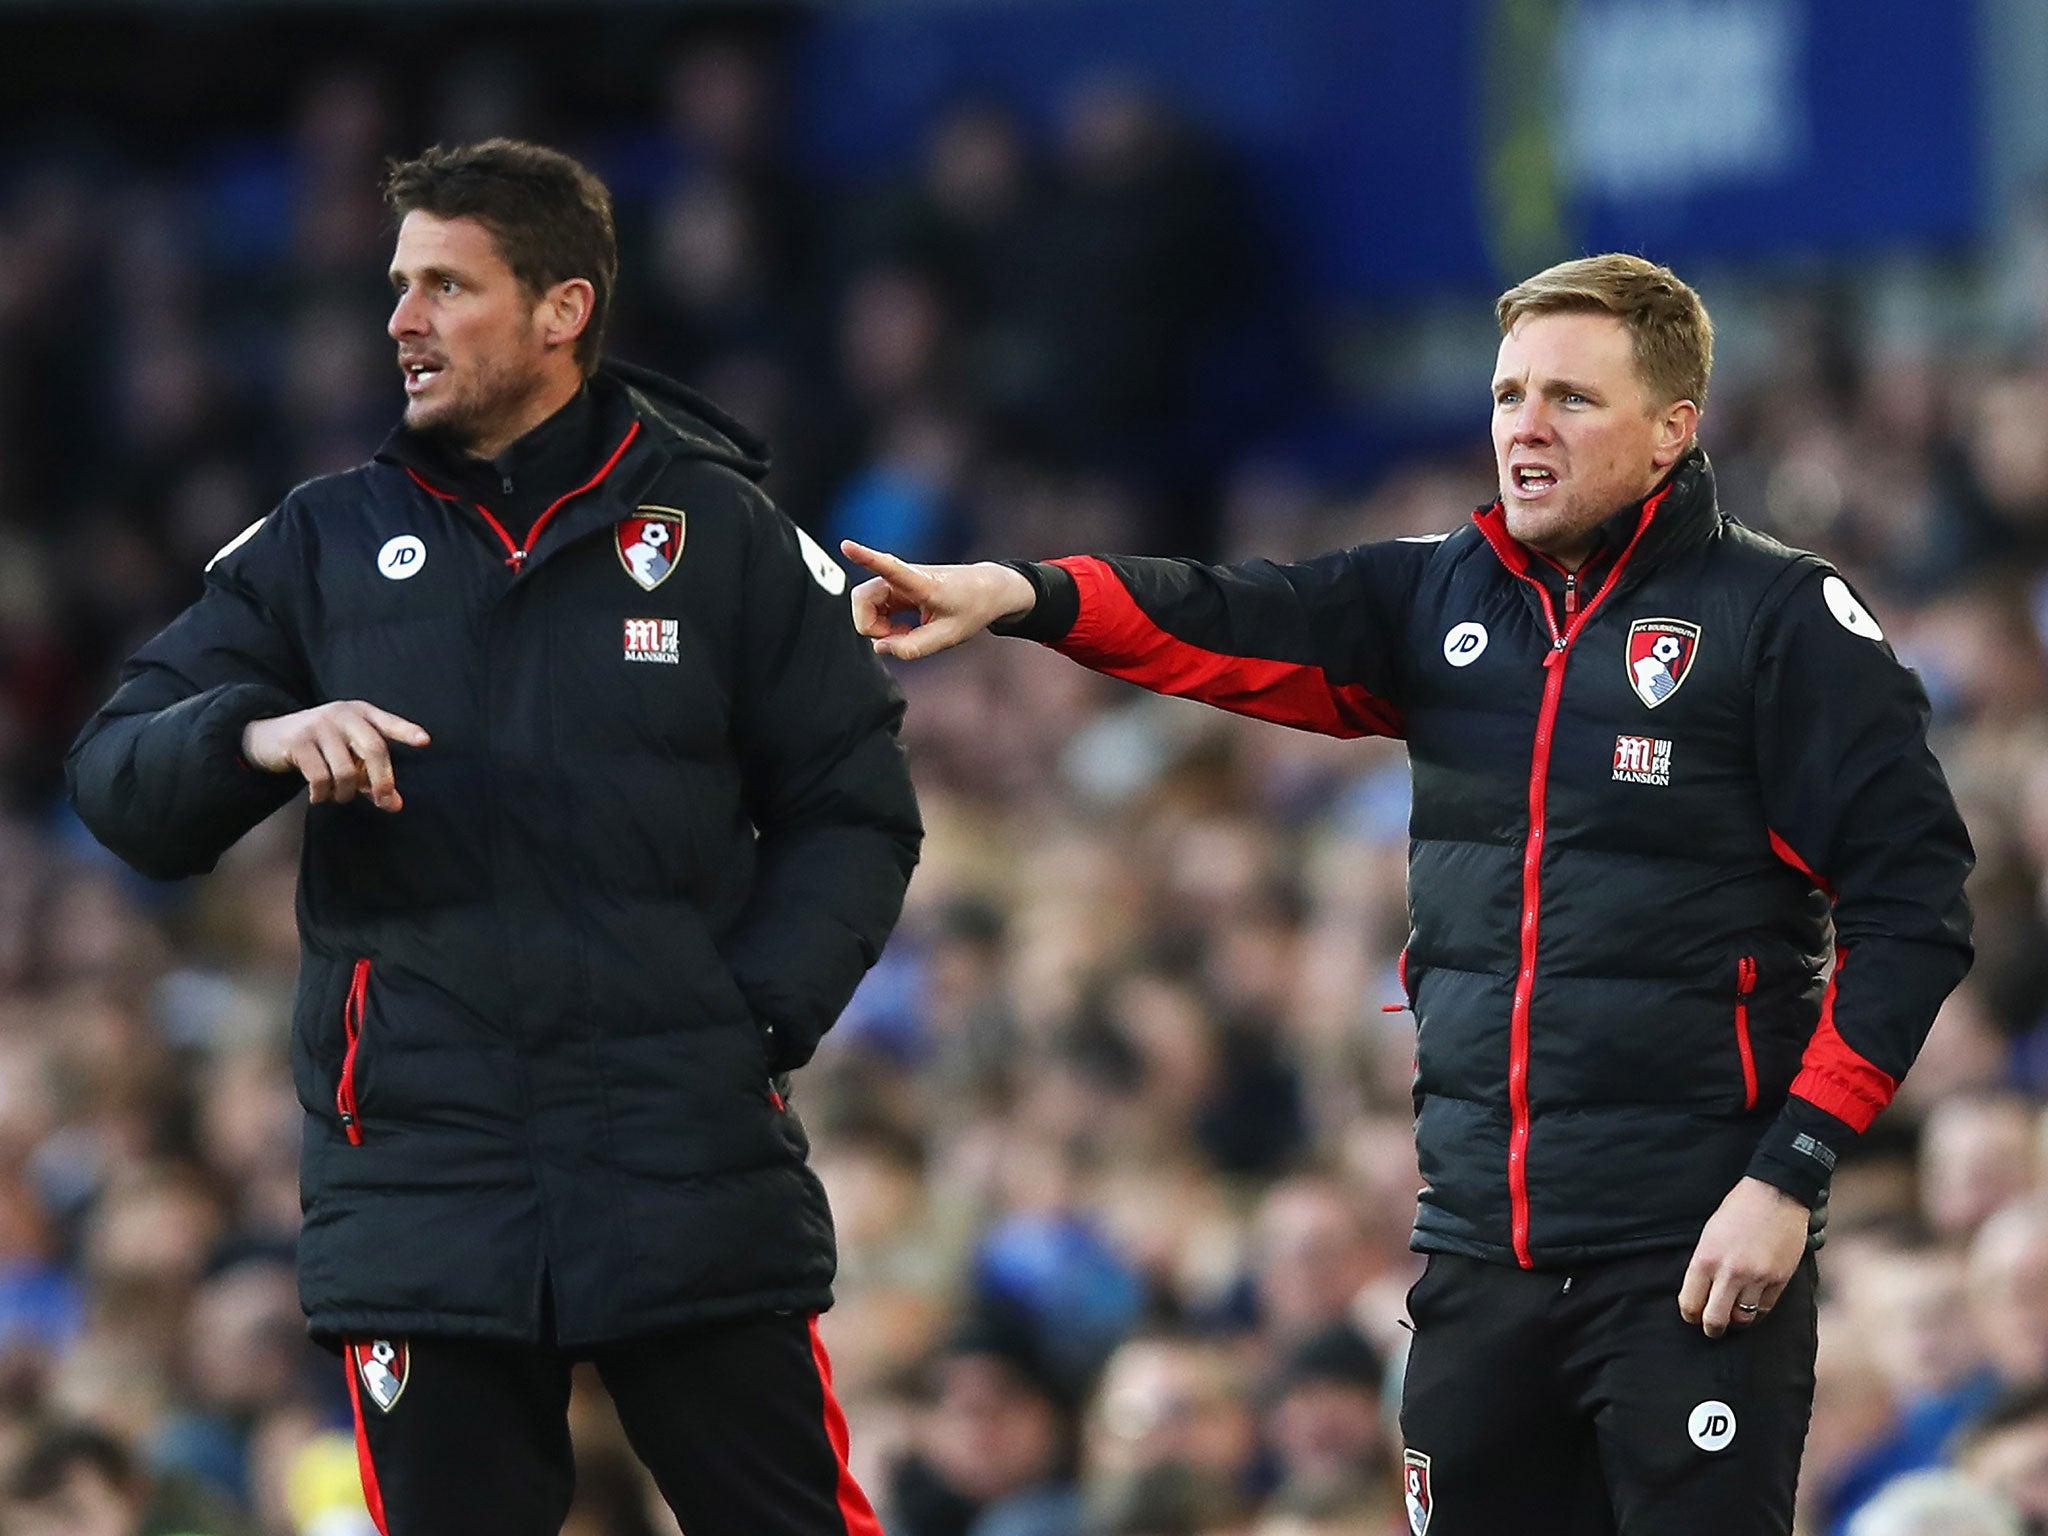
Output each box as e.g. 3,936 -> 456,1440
995,547 -> 1414,740
1743,565 -> 1974,1206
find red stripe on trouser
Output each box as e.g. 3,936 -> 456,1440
807,1316 -> 884,1536
344,1345 -> 391,1536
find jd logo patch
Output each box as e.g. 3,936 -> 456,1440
1403,1449 -> 1433,1534
377,535 -> 427,581
352,1339 -> 409,1412
1442,622 -> 1488,668
1625,618 -> 1700,708
618,507 -> 686,591
1688,1400 -> 1736,1452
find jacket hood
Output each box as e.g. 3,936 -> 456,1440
603,359 -> 771,484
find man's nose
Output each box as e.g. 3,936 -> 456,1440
1511,400 -> 1554,443
388,291 -> 427,340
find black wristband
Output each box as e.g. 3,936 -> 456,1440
1744,1097 -> 1857,1208
987,561 -> 1080,643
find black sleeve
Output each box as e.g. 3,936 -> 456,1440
1742,565 -> 1974,1205
65,512 -> 313,880
721,487 -> 923,1073
988,541 -> 1434,738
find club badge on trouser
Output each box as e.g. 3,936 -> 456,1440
1624,618 -> 1701,708
1403,1448 -> 1432,1534
617,506 -> 686,591
352,1339 -> 410,1412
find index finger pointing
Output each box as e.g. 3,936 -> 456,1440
360,705 -> 431,747
840,540 -> 930,595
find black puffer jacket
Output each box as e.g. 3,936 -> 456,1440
69,364 -> 923,1342
998,451 -> 1971,1266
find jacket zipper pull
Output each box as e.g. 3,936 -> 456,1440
506,549 -> 526,570
1563,573 -> 1578,616
1544,637 -> 1568,668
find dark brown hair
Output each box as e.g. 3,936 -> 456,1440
384,139 -> 617,373
1496,253 -> 1713,413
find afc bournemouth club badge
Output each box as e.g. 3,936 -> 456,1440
352,1339 -> 410,1413
617,506 -> 686,591
1403,1448 -> 1433,1534
1624,618 -> 1701,708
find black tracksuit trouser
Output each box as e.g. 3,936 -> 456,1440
343,1311 -> 879,1536
1398,1247 -> 1819,1536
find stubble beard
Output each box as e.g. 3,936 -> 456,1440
1504,493 -> 1597,556
405,353 -> 549,455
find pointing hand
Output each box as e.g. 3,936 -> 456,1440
242,701 -> 431,812
842,540 -> 1037,661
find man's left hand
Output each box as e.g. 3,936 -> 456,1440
1677,1176 -> 1809,1338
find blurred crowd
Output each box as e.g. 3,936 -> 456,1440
4,20 -> 2048,1536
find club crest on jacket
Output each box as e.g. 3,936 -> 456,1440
351,1339 -> 409,1412
1403,1448 -> 1432,1534
1624,618 -> 1700,708
617,507 -> 686,591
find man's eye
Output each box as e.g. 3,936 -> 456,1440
1496,392 -> 1520,407
1564,393 -> 1588,406
440,279 -> 459,295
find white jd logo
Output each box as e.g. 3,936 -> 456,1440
378,535 -> 427,580
1688,1400 -> 1736,1452
1443,622 -> 1488,667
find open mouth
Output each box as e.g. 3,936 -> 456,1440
1512,465 -> 1558,497
402,360 -> 446,396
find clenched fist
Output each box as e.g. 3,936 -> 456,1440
242,701 -> 430,812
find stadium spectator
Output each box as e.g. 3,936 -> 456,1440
886,1310 -> 1082,1536
1957,1387 -> 2048,1534
1967,1202 -> 2048,1392
1258,1322 -> 1396,1519
1843,1470 -> 2025,1536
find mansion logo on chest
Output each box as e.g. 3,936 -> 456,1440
624,618 -> 680,664
1613,734 -> 1672,786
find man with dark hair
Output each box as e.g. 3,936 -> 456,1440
382,139 -> 619,379
2,1425 -> 152,1536
840,254 -> 1974,1535
68,139 -> 921,1536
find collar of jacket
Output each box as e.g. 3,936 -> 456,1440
1472,446 -> 1721,596
373,362 -> 774,573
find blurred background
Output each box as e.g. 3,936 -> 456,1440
4,0 -> 2048,1532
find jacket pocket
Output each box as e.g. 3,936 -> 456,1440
1734,955 -> 1758,1111
337,958 -> 371,1145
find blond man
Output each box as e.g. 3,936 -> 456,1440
845,255 -> 1973,1536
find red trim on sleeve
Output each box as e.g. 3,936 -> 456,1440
1787,950 -> 1896,1132
1046,556 -> 1403,739
344,1343 -> 392,1536
808,1315 -> 885,1536
1768,828 -> 1837,901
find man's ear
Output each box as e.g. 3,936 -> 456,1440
539,279 -> 595,352
1653,399 -> 1701,468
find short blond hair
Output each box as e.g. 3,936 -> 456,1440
1496,254 -> 1713,412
